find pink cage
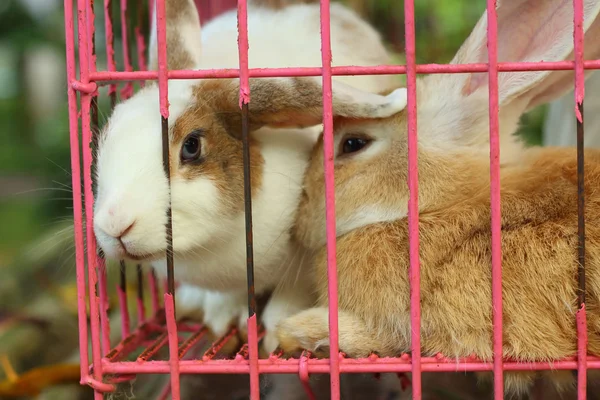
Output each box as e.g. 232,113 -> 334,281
63,0 -> 600,399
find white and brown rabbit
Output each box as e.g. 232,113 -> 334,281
269,0 -> 600,396
93,0 -> 401,352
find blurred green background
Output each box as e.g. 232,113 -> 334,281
0,0 -> 547,399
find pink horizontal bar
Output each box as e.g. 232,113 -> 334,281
86,60 -> 600,82
102,357 -> 600,375
71,80 -> 98,93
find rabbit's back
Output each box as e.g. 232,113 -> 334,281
199,3 -> 397,93
313,147 -> 600,362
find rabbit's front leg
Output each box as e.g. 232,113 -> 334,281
276,307 -> 393,358
176,285 -> 247,336
261,283 -> 315,354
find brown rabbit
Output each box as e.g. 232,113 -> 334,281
269,0 -> 600,396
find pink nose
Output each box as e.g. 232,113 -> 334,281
94,204 -> 137,242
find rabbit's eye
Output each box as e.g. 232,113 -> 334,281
181,131 -> 203,163
341,137 -> 370,155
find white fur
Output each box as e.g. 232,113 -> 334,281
425,0 -> 600,164
94,1 -> 397,351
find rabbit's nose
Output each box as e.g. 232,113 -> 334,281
94,206 -> 136,240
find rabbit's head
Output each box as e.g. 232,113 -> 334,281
294,0 -> 600,250
92,0 -> 407,265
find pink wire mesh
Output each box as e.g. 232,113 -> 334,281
61,0 -> 599,399
485,1 -> 503,398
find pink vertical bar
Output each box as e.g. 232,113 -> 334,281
155,0 -> 169,119
87,0 -> 111,358
155,1 -> 179,397
63,0 -> 89,385
486,1 -> 503,399
97,258 -> 111,354
247,315 -> 260,399
164,294 -> 181,400
104,0 -> 117,100
86,0 -> 97,73
573,0 -> 587,398
77,0 -> 104,398
137,266 -> 147,323
318,0 -> 341,398
117,287 -> 131,338
87,0 -> 113,358
121,0 -> 134,99
236,1 -> 259,399
403,0 -> 421,398
237,0 -> 250,106
118,261 -> 131,338
86,0 -> 111,357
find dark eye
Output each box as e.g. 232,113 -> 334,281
181,131 -> 202,162
341,137 -> 371,155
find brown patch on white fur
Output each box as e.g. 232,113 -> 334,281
281,109 -> 600,395
167,73 -> 405,232
170,86 -> 265,213
149,0 -> 200,71
198,77 -> 397,132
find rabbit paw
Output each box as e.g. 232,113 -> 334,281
261,289 -> 315,354
276,307 -> 387,358
276,308 -> 335,357
175,285 -> 247,336
202,290 -> 248,336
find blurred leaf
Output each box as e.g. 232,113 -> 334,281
0,358 -> 80,398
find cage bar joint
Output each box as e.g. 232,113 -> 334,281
71,80 -> 98,94
84,376 -> 116,392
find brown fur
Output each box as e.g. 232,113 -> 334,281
151,0 -> 403,216
167,76 -> 344,210
168,75 -> 402,209
148,0 -> 200,71
170,94 -> 264,212
277,104 -> 600,396
169,72 -> 393,212
200,77 -> 388,133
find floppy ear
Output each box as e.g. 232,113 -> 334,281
448,0 -> 600,111
148,0 -> 202,71
206,77 -> 408,138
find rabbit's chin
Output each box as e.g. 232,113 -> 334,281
96,238 -> 165,263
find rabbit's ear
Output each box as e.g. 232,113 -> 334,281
451,0 -> 600,111
209,77 -> 407,138
148,0 -> 202,71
